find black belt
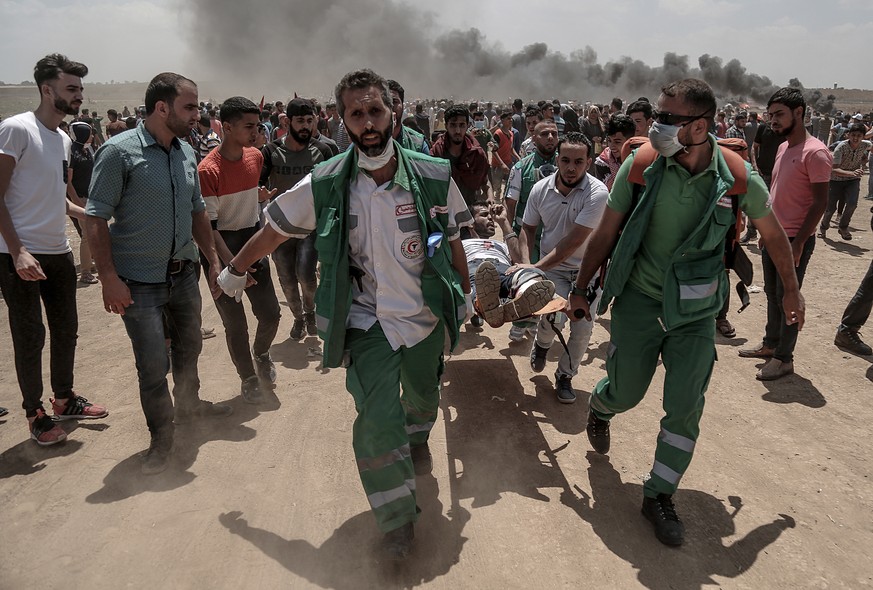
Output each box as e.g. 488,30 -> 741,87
168,259 -> 190,275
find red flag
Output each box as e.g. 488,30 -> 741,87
259,95 -> 265,110
294,92 -> 298,99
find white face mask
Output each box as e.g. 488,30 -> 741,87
473,120 -> 485,129
356,138 -> 396,171
648,121 -> 685,157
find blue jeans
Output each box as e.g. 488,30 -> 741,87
120,263 -> 203,439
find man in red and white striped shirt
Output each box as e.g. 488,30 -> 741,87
198,96 -> 281,404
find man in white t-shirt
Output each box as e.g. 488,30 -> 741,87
463,202 -> 555,327
0,53 -> 108,447
512,132 -> 608,404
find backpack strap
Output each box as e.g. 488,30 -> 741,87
627,142 -> 659,185
628,139 -> 748,194
718,146 -> 748,195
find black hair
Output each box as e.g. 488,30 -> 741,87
387,79 -> 404,103
556,131 -> 593,159
444,105 -> 470,124
606,114 -> 636,138
217,96 -> 260,124
260,110 -> 270,121
847,123 -> 867,135
611,97 -> 623,111
326,102 -> 336,110
626,100 -> 653,120
199,115 -> 211,127
472,111 -> 484,118
33,53 -> 88,88
125,117 -> 137,129
334,69 -> 391,118
144,72 -> 196,115
500,112 -> 512,121
107,109 -> 118,118
513,98 -> 523,108
415,103 -> 423,113
286,97 -> 315,118
525,107 -> 544,120
661,78 -> 716,122
767,87 -> 806,114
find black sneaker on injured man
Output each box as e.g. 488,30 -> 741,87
474,261 -> 554,328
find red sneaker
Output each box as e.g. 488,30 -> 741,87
29,409 -> 67,446
51,394 -> 109,421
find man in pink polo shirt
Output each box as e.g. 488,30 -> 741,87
740,87 -> 832,380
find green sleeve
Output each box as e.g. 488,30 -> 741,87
740,170 -> 772,219
605,154 -> 635,214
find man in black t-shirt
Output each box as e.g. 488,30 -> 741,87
259,98 -> 331,340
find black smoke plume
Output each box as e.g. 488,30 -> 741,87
184,0 -> 821,109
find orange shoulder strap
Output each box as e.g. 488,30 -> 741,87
718,147 -> 748,195
627,139 -> 748,195
627,142 -> 659,185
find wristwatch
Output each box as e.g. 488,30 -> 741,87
570,284 -> 587,297
228,261 -> 246,277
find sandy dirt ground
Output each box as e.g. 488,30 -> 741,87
1,204 -> 872,590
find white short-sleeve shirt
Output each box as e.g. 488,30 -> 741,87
264,166 -> 471,350
0,112 -> 72,254
522,173 -> 608,271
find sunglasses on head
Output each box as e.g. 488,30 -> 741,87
653,111 -> 710,126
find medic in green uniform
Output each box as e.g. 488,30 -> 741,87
504,120 -> 559,341
568,79 -> 805,547
218,70 -> 473,560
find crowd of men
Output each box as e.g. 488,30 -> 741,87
1,53 -> 872,560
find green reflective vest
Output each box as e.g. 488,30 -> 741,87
399,126 -> 428,154
310,141 -> 465,368
509,150 -> 555,263
598,150 -> 749,331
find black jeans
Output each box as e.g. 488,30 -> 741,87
272,233 -> 317,320
120,264 -> 202,439
821,178 -> 861,232
0,252 -> 78,415
762,236 -> 815,363
840,258 -> 873,333
203,227 -> 281,380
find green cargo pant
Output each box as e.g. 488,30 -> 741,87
590,288 -> 716,498
345,321 -> 445,532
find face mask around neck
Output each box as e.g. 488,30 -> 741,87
356,137 -> 396,171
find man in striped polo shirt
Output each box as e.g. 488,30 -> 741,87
198,96 -> 281,404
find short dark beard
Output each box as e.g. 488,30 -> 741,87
536,145 -> 556,159
288,126 -> 311,144
558,173 -> 584,190
347,120 -> 393,156
54,97 -> 79,116
774,118 -> 796,138
166,109 -> 190,138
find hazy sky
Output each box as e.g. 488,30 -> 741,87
2,0 -> 871,90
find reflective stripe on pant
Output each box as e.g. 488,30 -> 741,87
345,321 -> 445,532
535,268 -> 601,379
589,288 -> 715,498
